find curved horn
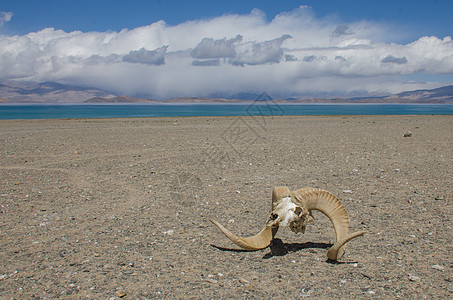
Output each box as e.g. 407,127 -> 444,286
292,188 -> 365,260
210,187 -> 289,250
210,219 -> 277,250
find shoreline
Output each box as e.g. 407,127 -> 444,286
0,113 -> 452,123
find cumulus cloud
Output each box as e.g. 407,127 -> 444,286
0,11 -> 13,26
191,35 -> 242,59
122,46 -> 168,65
191,59 -> 220,66
303,55 -> 316,62
228,34 -> 292,66
284,54 -> 298,62
0,6 -> 452,99
381,55 -> 408,65
331,25 -> 353,38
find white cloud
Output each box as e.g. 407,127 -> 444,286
191,35 -> 242,59
0,11 -> 13,27
228,34 -> 291,66
191,59 -> 220,66
123,46 -> 168,65
381,55 -> 408,65
0,6 -> 452,99
331,25 -> 354,38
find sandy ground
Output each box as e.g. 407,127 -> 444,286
0,114 -> 452,299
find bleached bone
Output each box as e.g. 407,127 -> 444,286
210,186 -> 365,261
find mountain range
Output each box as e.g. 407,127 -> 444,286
1,80 -> 453,104
0,81 -> 116,103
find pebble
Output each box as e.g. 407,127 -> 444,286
408,274 -> 420,282
297,287 -> 313,298
342,190 -> 353,194
431,264 -> 444,271
403,131 -> 412,137
239,278 -> 250,284
205,278 -> 218,284
116,290 -> 127,298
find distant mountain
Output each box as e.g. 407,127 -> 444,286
1,80 -> 453,103
165,97 -> 246,103
85,96 -> 157,103
207,91 -> 270,100
291,85 -> 453,103
0,81 -> 116,103
392,85 -> 453,102
344,85 -> 453,103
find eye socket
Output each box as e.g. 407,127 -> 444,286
294,207 -> 303,216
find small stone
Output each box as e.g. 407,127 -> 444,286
73,150 -> 80,154
431,264 -> 444,271
116,290 -> 127,298
205,278 -> 218,284
239,278 -> 250,284
342,190 -> 353,194
408,274 -> 420,282
403,132 -> 412,137
298,287 -> 313,297
163,230 -> 174,236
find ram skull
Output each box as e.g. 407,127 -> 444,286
210,187 -> 365,260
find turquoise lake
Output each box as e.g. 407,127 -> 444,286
1,103 -> 452,120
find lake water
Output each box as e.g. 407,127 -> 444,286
0,103 -> 452,120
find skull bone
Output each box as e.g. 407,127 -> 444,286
267,196 -> 313,233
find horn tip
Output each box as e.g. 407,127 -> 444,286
327,230 -> 366,260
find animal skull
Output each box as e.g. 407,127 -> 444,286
210,186 -> 365,261
266,196 -> 313,234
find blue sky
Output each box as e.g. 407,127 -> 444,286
1,0 -> 452,99
2,0 -> 451,40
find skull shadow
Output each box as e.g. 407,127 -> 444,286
263,238 -> 331,259
210,238 -> 331,257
